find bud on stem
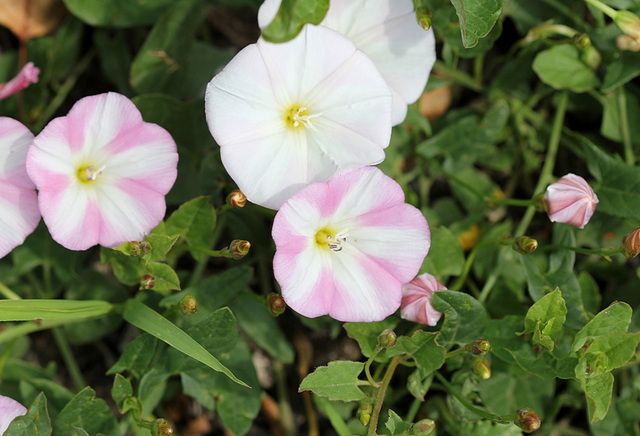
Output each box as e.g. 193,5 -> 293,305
377,329 -> 397,348
226,189 -> 247,209
152,418 -> 175,436
266,292 -> 286,316
471,357 -> 491,380
622,228 -> 640,259
513,236 -> 538,255
179,294 -> 198,314
515,408 -> 541,433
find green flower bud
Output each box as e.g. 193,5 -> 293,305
140,274 -> 155,290
152,418 -> 175,436
513,236 -> 538,255
467,338 -> 491,356
179,294 -> 198,315
622,227 -> 640,259
515,408 -> 541,433
415,6 -> 432,30
471,357 -> 491,380
266,292 -> 286,317
377,329 -> 397,348
226,189 -> 247,209
229,239 -> 251,259
357,401 -> 373,427
409,419 -> 436,435
615,11 -> 640,43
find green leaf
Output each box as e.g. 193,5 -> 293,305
5,392 -> 52,436
572,302 -> 633,353
532,44 -> 600,92
479,373 -> 554,420
386,409 -> 412,435
450,0 -> 505,48
19,379 -> 74,418
602,52 -> 640,92
520,288 -> 567,352
575,358 -> 614,423
122,299 -> 248,387
261,0 -> 329,43
107,334 -> 157,378
52,387 -> 119,436
587,332 -> 640,371
142,234 -> 179,263
111,374 -> 133,413
0,299 -> 113,322
138,368 -> 170,418
431,290 -> 487,346
62,0 -> 174,26
387,331 -> 446,373
166,197 -> 216,262
343,318 -> 399,361
421,226 -> 465,279
145,262 -> 181,291
601,88 -> 640,143
299,361 -> 366,402
100,248 -> 145,286
583,136 -> 640,221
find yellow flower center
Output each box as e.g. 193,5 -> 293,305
314,227 -> 349,252
284,104 -> 321,130
76,164 -> 105,184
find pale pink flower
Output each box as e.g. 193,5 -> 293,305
205,24 -> 392,210
401,273 -> 444,326
0,117 -> 41,258
0,62 -> 39,100
258,0 -> 437,125
544,174 -> 599,229
272,166 -> 430,322
0,394 -> 27,434
26,92 -> 178,250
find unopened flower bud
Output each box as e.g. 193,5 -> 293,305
229,239 -> 250,259
471,357 -> 491,380
141,274 -> 155,290
409,418 -> 436,435
226,189 -> 247,209
467,338 -> 491,356
615,11 -> 640,43
179,294 -> 198,314
515,408 -> 541,433
140,240 -> 151,255
128,241 -> 141,256
152,418 -> 175,436
544,174 -> 598,229
617,34 -> 640,51
267,292 -> 286,317
622,228 -> 640,259
357,401 -> 373,427
415,6 -> 432,30
581,45 -> 601,70
513,236 -> 538,255
377,329 -> 397,348
573,33 -> 591,50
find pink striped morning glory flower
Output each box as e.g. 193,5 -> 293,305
0,62 -> 39,100
0,394 -> 27,434
544,173 -> 599,229
400,273 -> 444,326
272,166 -> 430,322
26,92 -> 178,250
0,117 -> 41,258
205,24 -> 392,210
258,0 -> 436,125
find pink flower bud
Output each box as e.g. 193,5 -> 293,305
515,408 -> 541,433
0,62 -> 39,100
400,273 -> 444,326
544,174 -> 598,229
141,274 -> 155,290
622,228 -> 640,259
0,394 -> 27,434
266,292 -> 286,317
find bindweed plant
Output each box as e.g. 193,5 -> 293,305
1,0 -> 640,435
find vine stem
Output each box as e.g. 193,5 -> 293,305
367,356 -> 403,436
433,61 -> 483,92
515,90 -> 569,237
583,0 -> 618,19
0,283 -> 21,300
617,87 -> 635,165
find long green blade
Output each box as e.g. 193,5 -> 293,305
0,299 -> 113,321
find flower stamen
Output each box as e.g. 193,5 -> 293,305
285,105 -> 322,131
77,164 -> 106,184
315,227 -> 349,252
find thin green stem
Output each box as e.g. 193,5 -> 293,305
583,0 -> 618,19
433,61 -> 483,92
364,346 -> 383,387
515,90 -> 569,237
367,356 -> 403,436
0,283 -> 21,300
538,244 -> 621,257
187,213 -> 228,288
617,86 -> 635,165
433,371 -> 513,424
450,237 -> 512,292
273,361 -> 296,436
52,327 -> 86,391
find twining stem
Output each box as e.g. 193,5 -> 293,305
433,371 -> 513,424
364,346 -> 383,387
583,0 -> 618,19
0,283 -> 21,300
367,356 -> 403,436
433,61 -> 483,92
52,327 -> 87,391
515,90 -> 569,237
617,87 -> 635,165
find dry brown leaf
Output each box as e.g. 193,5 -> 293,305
419,85 -> 453,122
0,0 -> 66,41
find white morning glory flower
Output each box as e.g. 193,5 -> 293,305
205,24 -> 393,210
259,0 -> 437,125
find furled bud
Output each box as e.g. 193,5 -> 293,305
512,236 -> 538,255
152,418 -> 175,436
267,292 -> 286,317
415,6 -> 432,30
622,228 -> 640,259
140,274 -> 155,290
544,174 -> 599,229
515,408 -> 541,433
226,189 -> 247,209
615,11 -> 640,43
409,419 -> 436,436
229,239 -> 251,259
179,294 -> 198,315
357,401 -> 373,427
467,338 -> 491,356
377,329 -> 397,348
471,357 -> 491,380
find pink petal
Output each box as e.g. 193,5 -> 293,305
545,173 -> 598,229
401,273 -> 445,326
0,62 -> 39,100
0,394 -> 27,434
